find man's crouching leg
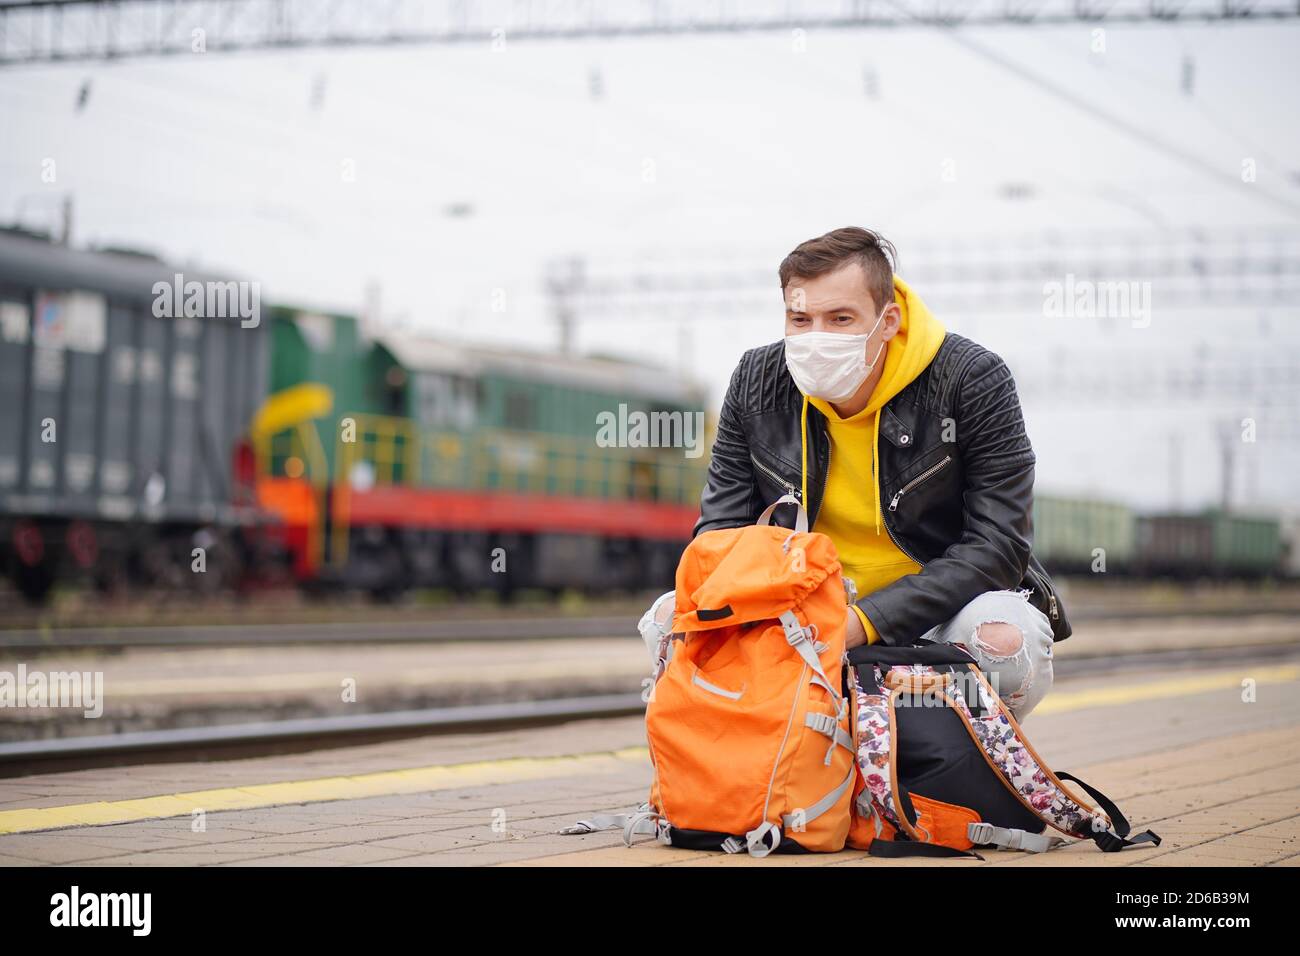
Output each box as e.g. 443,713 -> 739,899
637,590 -> 678,668
939,590 -> 1055,721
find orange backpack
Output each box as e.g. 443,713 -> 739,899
625,495 -> 858,856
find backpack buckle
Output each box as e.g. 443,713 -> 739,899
745,821 -> 782,858
968,822 -> 995,845
780,610 -> 807,646
806,712 -> 836,735
843,576 -> 858,606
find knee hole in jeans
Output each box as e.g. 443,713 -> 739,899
968,620 -> 1033,703
971,622 -> 1024,659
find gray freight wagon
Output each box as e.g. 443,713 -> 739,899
0,228 -> 269,601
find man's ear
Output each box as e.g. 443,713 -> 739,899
881,302 -> 903,338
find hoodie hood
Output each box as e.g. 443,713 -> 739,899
796,275 -> 947,529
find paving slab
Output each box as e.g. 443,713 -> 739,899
0,652 -> 1296,867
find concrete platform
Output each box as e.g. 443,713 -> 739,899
3,612 -> 1298,740
0,649 -> 1297,866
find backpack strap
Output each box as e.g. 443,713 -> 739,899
848,641 -> 985,715
742,820 -> 782,858
846,640 -> 977,667
968,822 -> 1066,853
1055,771 -> 1163,852
781,761 -> 857,833
756,493 -> 808,533
622,808 -> 672,847
556,812 -> 652,835
729,762 -> 859,858
805,711 -> 855,764
557,803 -> 667,845
868,838 -> 984,860
780,610 -> 844,716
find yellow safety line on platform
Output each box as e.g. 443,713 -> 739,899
0,748 -> 650,836
1,663 -> 1296,836
1031,663 -> 1299,715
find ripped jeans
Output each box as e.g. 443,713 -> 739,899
916,589 -> 1055,721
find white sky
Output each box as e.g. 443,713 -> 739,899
2,18 -> 1298,511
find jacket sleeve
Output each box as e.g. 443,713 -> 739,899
693,354 -> 759,537
856,349 -> 1036,644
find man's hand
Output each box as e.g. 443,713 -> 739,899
844,605 -> 868,650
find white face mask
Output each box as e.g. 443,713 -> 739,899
783,306 -> 888,403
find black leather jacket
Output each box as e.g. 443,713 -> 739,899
693,332 -> 1071,644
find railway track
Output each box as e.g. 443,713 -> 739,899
4,600 -> 1299,651
0,616 -> 639,651
0,693 -> 648,777
3,641 -> 1296,777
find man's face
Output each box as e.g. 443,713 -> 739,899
783,262 -> 899,340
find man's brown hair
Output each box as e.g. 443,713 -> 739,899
778,226 -> 897,313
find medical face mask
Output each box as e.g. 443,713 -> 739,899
783,306 -> 888,403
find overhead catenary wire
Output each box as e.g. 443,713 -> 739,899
875,0 -> 1300,220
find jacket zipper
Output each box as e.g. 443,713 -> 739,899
881,504 -> 921,564
1027,564 -> 1061,621
750,453 -> 801,501
878,346 -> 979,566
879,454 -> 924,564
878,447 -> 1058,623
887,455 -> 952,512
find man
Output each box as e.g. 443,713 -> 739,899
653,226 -> 1069,720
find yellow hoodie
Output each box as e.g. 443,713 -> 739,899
797,275 -> 946,644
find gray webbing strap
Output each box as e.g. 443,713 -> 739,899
780,611 -> 834,687
809,669 -> 838,697
558,811 -> 658,837
967,822 -> 1065,853
855,789 -> 885,839
623,809 -> 670,847
756,494 -> 809,534
559,802 -> 663,842
744,820 -> 782,858
805,711 -> 854,763
781,761 -> 856,831
780,610 -> 847,720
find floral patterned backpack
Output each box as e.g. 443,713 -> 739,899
845,639 -> 1162,857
